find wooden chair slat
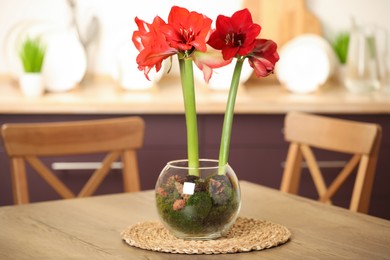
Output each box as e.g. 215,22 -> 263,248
300,144 -> 329,203
78,151 -> 120,197
26,156 -> 75,199
320,154 -> 360,203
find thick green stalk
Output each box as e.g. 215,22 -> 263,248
178,57 -> 199,175
218,58 -> 244,174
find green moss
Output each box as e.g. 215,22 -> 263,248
185,191 -> 212,220
156,174 -> 240,235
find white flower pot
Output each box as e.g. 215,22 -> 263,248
19,73 -> 44,97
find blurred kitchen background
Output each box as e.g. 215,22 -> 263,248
0,0 -> 389,82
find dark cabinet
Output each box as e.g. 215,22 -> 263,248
1,113 -> 389,220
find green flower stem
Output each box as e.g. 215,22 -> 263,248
218,58 -> 244,174
179,56 -> 199,175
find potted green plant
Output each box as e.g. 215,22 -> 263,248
18,36 -> 46,97
331,32 -> 350,85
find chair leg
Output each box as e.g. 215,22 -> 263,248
11,157 -> 29,205
350,128 -> 381,213
280,143 -> 302,194
122,150 -> 141,192
350,156 -> 373,213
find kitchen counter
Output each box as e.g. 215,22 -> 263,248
1,75 -> 389,115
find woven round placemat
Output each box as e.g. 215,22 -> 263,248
121,217 -> 291,254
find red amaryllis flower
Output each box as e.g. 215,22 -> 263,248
207,8 -> 261,60
248,39 -> 279,77
163,6 -> 212,53
132,16 -> 177,79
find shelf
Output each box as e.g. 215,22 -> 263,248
0,75 -> 389,114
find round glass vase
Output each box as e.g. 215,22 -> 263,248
155,159 -> 241,240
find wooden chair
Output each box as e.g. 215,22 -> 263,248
1,117 -> 145,205
280,112 -> 382,213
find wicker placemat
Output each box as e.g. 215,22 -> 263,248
121,217 -> 291,254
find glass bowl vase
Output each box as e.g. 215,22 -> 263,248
155,159 -> 241,240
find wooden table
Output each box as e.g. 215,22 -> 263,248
0,181 -> 389,259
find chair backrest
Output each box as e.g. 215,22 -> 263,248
280,111 -> 382,213
1,116 -> 145,205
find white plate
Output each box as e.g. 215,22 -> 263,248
276,34 -> 337,94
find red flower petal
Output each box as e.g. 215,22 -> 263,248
248,39 -> 279,77
207,8 -> 261,60
166,6 -> 212,53
132,16 -> 177,79
231,8 -> 254,31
